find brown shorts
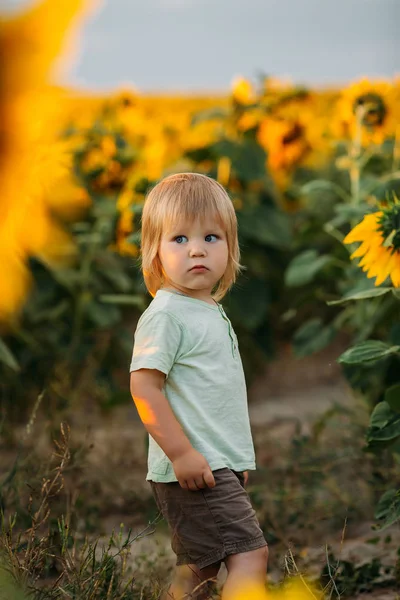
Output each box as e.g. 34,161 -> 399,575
150,468 -> 267,570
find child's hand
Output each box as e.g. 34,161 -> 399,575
172,448 -> 216,491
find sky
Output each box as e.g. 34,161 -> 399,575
3,0 -> 400,92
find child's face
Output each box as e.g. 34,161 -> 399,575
158,217 -> 229,298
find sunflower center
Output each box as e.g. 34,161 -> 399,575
352,93 -> 387,128
378,204 -> 400,252
282,123 -> 303,145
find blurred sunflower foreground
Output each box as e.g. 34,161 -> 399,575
0,0 -> 96,323
344,199 -> 400,287
230,577 -> 322,600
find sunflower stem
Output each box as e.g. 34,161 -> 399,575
323,222 -> 344,244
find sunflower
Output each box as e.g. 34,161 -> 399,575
343,203 -> 400,286
334,78 -> 397,145
257,117 -> 309,172
0,0 -> 97,323
231,76 -> 256,106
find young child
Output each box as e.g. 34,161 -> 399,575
130,173 -> 268,600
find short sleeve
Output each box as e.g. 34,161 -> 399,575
130,311 -> 183,376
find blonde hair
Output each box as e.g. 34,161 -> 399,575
139,172 -> 244,302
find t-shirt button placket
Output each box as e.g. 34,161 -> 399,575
218,305 -> 236,358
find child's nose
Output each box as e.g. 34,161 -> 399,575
189,243 -> 206,256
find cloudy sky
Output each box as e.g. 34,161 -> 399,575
4,0 -> 400,92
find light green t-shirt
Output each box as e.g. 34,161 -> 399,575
130,289 -> 256,482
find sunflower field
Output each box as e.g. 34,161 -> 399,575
1,0 -> 400,597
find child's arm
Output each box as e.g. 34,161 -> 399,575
130,368 -> 216,491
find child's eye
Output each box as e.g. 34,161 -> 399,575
174,235 -> 187,244
205,234 -> 219,242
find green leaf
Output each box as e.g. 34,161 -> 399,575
367,401 -> 400,447
238,205 -> 292,249
0,338 -> 20,372
293,318 -> 337,358
234,139 -> 267,182
338,341 -> 400,365
185,146 -> 214,163
374,489 -> 400,528
300,179 -> 350,202
327,287 -> 393,305
285,250 -> 334,287
367,417 -> 400,442
369,401 -> 393,429
385,384 -> 400,413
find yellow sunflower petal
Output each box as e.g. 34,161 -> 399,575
364,248 -> 389,279
385,253 -> 400,282
351,239 -> 374,259
366,268 -> 377,279
343,212 -> 382,244
368,247 -> 396,285
374,262 -> 391,285
358,244 -> 384,269
390,261 -> 400,287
